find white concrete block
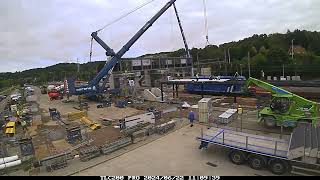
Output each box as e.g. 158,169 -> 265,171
267,76 -> 272,81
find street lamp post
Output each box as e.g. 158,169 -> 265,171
248,51 -> 251,77
292,39 -> 296,76
228,47 -> 231,64
224,48 -> 228,75
197,51 -> 200,74
291,39 -> 295,60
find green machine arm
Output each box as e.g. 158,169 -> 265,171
245,77 -> 320,126
245,77 -> 292,96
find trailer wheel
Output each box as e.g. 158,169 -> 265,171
269,159 -> 288,175
199,141 -> 208,149
229,150 -> 246,165
263,116 -> 276,128
248,155 -> 266,170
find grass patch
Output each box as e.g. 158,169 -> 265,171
0,86 -> 19,95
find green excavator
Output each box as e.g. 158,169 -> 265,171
244,77 -> 320,128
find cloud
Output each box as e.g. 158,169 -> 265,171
1,0 -> 319,72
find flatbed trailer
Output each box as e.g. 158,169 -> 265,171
197,126 -> 320,175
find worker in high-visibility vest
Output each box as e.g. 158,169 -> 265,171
21,120 -> 27,131
237,105 -> 243,114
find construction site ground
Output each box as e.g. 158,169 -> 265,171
73,123 -> 275,176
10,122 -> 275,176
4,85 -> 299,176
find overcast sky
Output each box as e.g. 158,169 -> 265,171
1,0 -> 320,73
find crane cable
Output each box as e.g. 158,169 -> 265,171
203,0 -> 211,46
96,0 -> 157,33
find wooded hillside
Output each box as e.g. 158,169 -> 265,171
1,29 -> 320,90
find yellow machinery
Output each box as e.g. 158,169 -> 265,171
5,121 -> 16,135
67,111 -> 87,121
66,111 -> 100,130
80,117 -> 101,130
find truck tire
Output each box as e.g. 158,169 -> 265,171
229,150 -> 247,165
248,155 -> 267,170
263,116 -> 276,128
269,159 -> 289,175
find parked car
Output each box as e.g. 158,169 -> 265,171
0,95 -> 6,101
10,93 -> 22,101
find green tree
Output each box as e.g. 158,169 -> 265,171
267,48 -> 289,65
250,46 -> 258,56
252,53 -> 267,67
259,46 -> 267,55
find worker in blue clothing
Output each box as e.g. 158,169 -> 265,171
188,110 -> 195,127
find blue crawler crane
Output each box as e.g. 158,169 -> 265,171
65,0 -> 191,101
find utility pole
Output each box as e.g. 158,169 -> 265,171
224,48 -> 227,75
291,39 -> 295,60
77,58 -> 80,80
248,51 -> 251,77
224,48 -> 227,62
228,47 -> 231,64
197,51 -> 200,74
292,39 -> 297,76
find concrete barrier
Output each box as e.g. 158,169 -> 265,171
143,88 -> 166,102
101,137 -> 132,154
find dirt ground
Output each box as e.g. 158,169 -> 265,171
7,85 -> 295,176
87,105 -> 143,121
51,139 -> 72,152
29,87 -> 145,160
34,144 -> 51,160
87,126 -> 123,147
33,86 -> 284,156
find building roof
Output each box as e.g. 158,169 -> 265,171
288,45 -> 306,55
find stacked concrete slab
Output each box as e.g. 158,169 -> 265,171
40,152 -> 73,172
156,120 -> 176,134
79,146 -> 101,162
143,88 -> 166,102
288,122 -> 320,163
198,98 -> 213,123
217,109 -> 238,124
121,122 -> 150,136
131,130 -> 147,143
100,137 -> 132,154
